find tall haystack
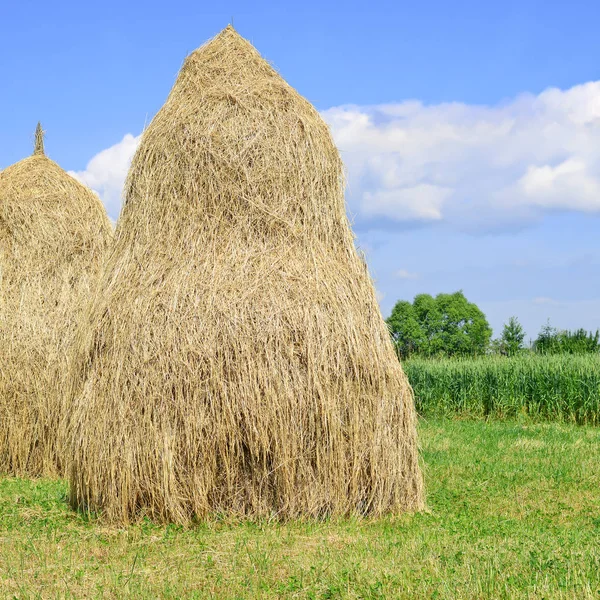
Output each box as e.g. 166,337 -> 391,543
0,124 -> 113,476
67,26 -> 424,523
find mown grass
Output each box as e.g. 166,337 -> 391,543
1,418 -> 599,598
405,354 -> 600,423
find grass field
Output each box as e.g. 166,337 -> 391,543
1,418 -> 599,599
405,354 -> 600,424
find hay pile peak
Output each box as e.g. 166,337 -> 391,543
67,27 -> 424,524
33,122 -> 45,156
0,125 -> 113,476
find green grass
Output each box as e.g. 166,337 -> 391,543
405,354 -> 600,423
1,419 -> 600,598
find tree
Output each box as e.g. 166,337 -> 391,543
386,300 -> 425,359
387,291 -> 492,357
500,316 -> 525,356
533,322 -> 600,355
433,291 -> 492,356
533,320 -> 560,355
412,293 -> 442,355
558,328 -> 600,354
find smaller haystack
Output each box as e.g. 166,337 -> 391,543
0,125 -> 113,476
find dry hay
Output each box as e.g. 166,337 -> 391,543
67,26 -> 424,523
0,124 -> 113,476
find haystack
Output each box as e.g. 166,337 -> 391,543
0,124 -> 113,476
67,26 -> 424,523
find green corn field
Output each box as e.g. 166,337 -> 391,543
404,353 -> 600,424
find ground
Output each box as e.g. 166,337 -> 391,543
1,419 -> 599,599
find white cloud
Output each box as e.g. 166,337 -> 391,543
323,80 -> 600,230
532,297 -> 560,305
517,158 -> 600,212
75,81 -> 600,230
363,184 -> 450,222
394,269 -> 420,280
69,133 -> 140,220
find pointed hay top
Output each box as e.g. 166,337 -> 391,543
217,24 -> 238,39
205,24 -> 249,53
175,25 -> 278,96
33,122 -> 45,156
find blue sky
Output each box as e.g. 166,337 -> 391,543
2,0 -> 600,339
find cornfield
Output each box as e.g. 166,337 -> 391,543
405,353 -> 600,424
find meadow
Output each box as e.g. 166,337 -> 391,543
1,418 -> 599,599
406,353 -> 600,424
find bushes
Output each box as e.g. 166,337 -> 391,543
533,322 -> 600,355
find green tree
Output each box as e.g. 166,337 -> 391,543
533,320 -> 560,355
387,291 -> 492,357
500,316 -> 525,356
386,300 -> 425,358
413,293 -> 442,355
533,323 -> 600,355
558,328 -> 600,354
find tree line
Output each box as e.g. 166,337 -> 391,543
386,291 -> 600,359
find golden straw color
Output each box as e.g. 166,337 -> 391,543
66,25 -> 424,524
0,125 -> 113,476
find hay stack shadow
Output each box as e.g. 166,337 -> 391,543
0,124 -> 113,476
67,26 -> 424,523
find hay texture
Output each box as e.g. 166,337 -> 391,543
0,125 -> 113,476
67,26 -> 424,523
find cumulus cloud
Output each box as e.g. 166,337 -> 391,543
69,133 -> 140,220
74,81 -> 600,230
323,80 -> 600,230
